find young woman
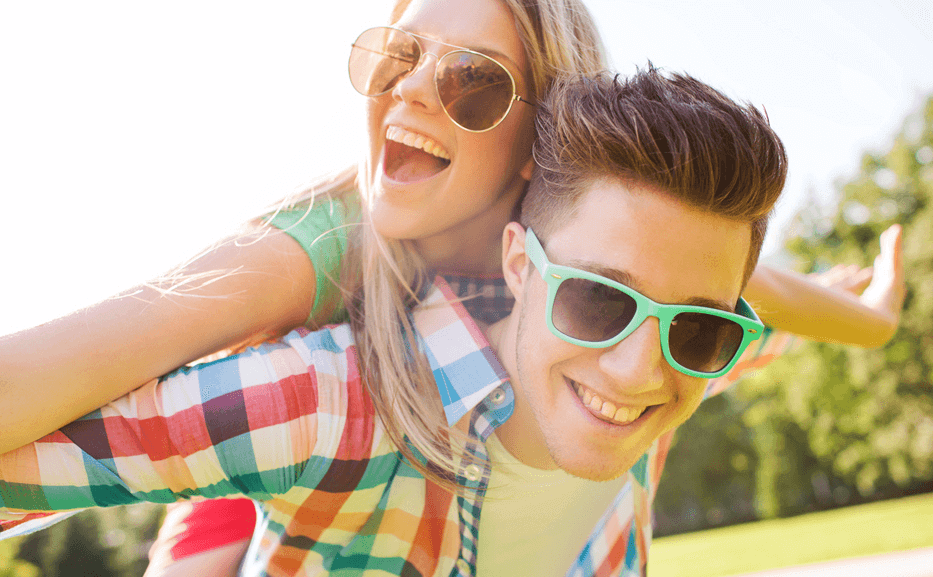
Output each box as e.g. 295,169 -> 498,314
1,1 -> 605,574
0,0 -> 904,575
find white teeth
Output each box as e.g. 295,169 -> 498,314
570,379 -> 647,426
386,126 -> 451,160
589,395 -> 602,412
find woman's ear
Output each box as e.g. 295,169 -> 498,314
519,156 -> 534,182
502,222 -> 529,305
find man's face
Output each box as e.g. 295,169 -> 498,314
497,179 -> 752,481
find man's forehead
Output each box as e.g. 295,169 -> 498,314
542,180 -> 751,307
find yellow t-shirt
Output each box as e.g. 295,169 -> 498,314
477,432 -> 627,576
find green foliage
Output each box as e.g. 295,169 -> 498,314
759,93 -> 933,510
13,505 -> 163,577
0,541 -> 38,577
653,393 -> 758,535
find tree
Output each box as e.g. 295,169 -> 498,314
14,505 -> 163,577
743,92 -> 933,515
0,540 -> 38,577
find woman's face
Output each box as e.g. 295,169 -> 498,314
363,0 -> 536,266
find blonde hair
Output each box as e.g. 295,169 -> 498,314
273,0 -> 609,492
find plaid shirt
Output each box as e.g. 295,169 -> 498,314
0,276 -> 790,576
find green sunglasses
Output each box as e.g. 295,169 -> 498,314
524,228 -> 764,378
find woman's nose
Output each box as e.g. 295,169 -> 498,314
390,52 -> 443,115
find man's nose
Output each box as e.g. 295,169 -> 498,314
597,317 -> 666,395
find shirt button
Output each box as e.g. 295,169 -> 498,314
455,558 -> 471,575
489,387 -> 506,405
464,464 -> 482,482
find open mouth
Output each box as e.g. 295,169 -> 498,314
383,126 -> 452,183
568,378 -> 650,426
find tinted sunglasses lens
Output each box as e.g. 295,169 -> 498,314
436,51 -> 515,131
349,28 -> 420,96
553,278 -> 637,343
669,313 -> 745,373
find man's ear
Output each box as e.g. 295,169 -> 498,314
502,222 -> 530,305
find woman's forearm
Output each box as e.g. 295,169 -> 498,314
0,323 -> 330,514
745,265 -> 898,348
0,228 -> 316,453
746,226 -> 903,348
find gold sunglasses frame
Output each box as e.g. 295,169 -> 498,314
349,26 -> 534,133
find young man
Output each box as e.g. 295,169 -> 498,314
0,69 -> 900,576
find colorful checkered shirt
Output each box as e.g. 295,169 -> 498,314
0,277 -> 790,576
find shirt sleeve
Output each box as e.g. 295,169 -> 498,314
0,324 -> 361,523
265,195 -> 359,323
704,327 -> 800,398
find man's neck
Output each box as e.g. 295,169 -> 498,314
482,316 -> 559,471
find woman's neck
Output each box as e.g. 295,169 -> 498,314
416,228 -> 504,275
416,196 -> 519,276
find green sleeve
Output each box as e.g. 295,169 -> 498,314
266,196 -> 357,323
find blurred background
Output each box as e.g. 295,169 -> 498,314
0,0 -> 931,575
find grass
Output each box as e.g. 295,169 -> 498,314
648,493 -> 933,577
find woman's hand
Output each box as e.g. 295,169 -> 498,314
744,224 -> 906,348
854,224 -> 906,331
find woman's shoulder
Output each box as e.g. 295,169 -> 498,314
267,190 -> 362,235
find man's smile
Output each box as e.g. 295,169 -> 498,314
566,377 -> 651,426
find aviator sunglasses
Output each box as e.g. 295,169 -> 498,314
525,229 -> 765,378
349,26 -> 534,132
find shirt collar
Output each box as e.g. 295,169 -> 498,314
412,277 -> 511,426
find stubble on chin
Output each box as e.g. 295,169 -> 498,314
513,304 -> 631,482
551,444 -> 638,482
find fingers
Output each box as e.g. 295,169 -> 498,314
859,223 -> 907,320
848,266 -> 874,293
877,224 -> 904,278
872,225 -> 903,284
813,264 -> 852,286
876,223 -> 906,310
812,263 -> 873,295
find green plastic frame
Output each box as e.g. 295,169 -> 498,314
524,228 -> 764,378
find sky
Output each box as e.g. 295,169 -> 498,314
1,0 -> 931,335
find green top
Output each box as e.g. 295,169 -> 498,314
267,194 -> 359,322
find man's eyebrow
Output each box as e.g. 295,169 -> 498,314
564,259 -> 637,289
682,296 -> 737,314
563,259 -> 737,314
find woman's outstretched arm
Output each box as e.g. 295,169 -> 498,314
744,224 -> 904,348
0,226 -> 317,453
0,319 -> 356,519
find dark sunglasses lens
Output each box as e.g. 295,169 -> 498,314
349,28 -> 420,96
553,278 -> 637,343
669,313 -> 745,373
436,52 -> 514,130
